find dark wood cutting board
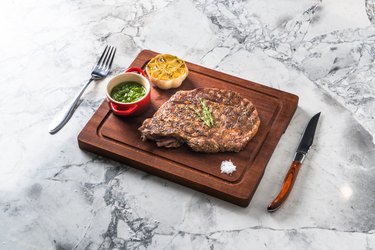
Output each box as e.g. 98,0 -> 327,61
78,50 -> 298,207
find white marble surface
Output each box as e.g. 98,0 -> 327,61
0,0 -> 374,249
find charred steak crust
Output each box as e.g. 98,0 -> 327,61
138,88 -> 260,153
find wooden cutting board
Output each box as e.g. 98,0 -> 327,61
78,50 -> 298,207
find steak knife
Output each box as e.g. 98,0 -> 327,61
267,112 -> 321,212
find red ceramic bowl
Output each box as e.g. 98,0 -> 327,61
106,67 -> 151,116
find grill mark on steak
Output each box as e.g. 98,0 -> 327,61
138,88 -> 260,153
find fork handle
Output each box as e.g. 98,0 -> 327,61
48,78 -> 94,134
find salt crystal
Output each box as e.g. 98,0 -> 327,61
220,160 -> 237,175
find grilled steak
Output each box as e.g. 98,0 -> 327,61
138,88 -> 260,153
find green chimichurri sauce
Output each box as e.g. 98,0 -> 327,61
111,82 -> 146,103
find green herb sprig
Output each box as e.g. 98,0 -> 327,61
191,98 -> 214,128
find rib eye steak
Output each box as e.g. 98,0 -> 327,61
138,88 -> 260,153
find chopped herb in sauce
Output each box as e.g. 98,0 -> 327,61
111,82 -> 146,103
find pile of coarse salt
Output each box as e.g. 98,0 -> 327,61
220,160 -> 237,175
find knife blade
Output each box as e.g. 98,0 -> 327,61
267,112 -> 321,212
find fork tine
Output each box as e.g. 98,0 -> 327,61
103,46 -> 114,70
108,48 -> 116,70
100,46 -> 112,69
96,45 -> 108,67
104,47 -> 116,71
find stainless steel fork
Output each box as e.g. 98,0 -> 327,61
49,46 -> 116,134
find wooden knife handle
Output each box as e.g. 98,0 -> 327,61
267,161 -> 302,212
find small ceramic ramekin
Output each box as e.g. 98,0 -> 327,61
106,67 -> 151,116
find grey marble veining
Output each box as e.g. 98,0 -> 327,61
0,0 -> 374,249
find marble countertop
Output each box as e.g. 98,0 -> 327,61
1,0 -> 374,249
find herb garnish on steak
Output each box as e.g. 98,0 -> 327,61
138,88 -> 260,153
190,98 -> 214,128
